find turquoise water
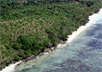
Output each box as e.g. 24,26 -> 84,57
13,11 -> 102,72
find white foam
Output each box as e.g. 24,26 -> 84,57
67,8 -> 102,43
0,61 -> 22,72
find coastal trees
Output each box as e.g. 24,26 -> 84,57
12,34 -> 45,56
0,0 -> 102,70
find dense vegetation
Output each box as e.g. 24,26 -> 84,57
0,0 -> 102,70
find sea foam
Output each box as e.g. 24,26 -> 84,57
0,61 -> 22,72
67,8 -> 102,43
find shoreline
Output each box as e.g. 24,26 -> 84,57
1,8 -> 102,72
19,40 -> 66,64
19,7 -> 102,65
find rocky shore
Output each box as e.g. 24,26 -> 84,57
16,40 -> 66,66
